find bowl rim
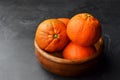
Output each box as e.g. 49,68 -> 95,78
34,38 -> 103,64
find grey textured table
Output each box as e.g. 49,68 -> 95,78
0,0 -> 120,80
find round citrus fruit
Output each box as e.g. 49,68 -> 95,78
57,18 -> 70,26
35,19 -> 69,52
67,13 -> 101,46
63,42 -> 96,60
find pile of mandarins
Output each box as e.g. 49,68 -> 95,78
35,13 -> 102,60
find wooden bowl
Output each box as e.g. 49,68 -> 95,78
34,37 -> 104,77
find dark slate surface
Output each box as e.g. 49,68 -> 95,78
0,0 -> 120,80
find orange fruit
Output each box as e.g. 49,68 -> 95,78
67,13 -> 101,46
63,42 -> 95,60
35,19 -> 69,52
57,18 -> 70,26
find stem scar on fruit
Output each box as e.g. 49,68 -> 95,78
85,13 -> 92,17
53,33 -> 59,38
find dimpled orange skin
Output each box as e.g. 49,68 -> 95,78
57,18 -> 70,26
67,13 -> 102,46
35,19 -> 69,52
63,42 -> 96,60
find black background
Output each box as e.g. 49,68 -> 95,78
0,0 -> 120,80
